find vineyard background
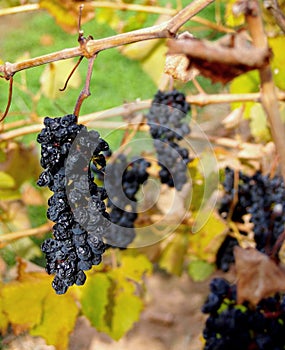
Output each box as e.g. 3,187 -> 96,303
1,0 -> 285,349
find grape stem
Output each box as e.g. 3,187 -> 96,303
73,55 -> 96,118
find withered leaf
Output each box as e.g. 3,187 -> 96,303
234,246 -> 285,305
167,32 -> 272,84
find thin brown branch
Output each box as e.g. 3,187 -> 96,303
245,0 -> 285,181
0,222 -> 52,245
1,91 -> 285,142
0,0 -> 214,79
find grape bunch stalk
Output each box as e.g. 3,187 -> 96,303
37,114 -> 110,294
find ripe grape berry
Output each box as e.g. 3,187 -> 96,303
94,153 -> 150,248
202,277 -> 285,350
37,114 -> 109,294
216,167 -> 285,271
146,90 -> 191,191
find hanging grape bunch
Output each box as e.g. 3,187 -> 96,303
101,154 -> 151,249
216,167 -> 285,272
202,278 -> 285,350
146,90 -> 191,191
37,114 -> 110,294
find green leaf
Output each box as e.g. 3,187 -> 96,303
81,273 -> 111,331
31,291 -> 78,350
229,70 -> 260,118
188,260 -> 215,282
159,231 -> 189,276
81,255 -> 149,340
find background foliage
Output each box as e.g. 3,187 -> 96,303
1,0 -> 285,349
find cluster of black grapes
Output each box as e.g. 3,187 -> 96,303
217,167 -> 285,271
102,154 -> 150,248
146,90 -> 191,191
37,114 -> 110,294
202,278 -> 285,350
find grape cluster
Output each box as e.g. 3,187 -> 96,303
217,167 -> 285,271
202,277 -> 285,350
146,90 -> 191,191
101,154 -> 150,248
37,114 -> 110,294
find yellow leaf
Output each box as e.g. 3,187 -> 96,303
269,36 -> 285,90
0,172 -> 16,190
189,212 -> 227,263
141,42 -> 167,85
2,277 -> 49,330
40,59 -> 81,99
118,254 -> 152,282
111,290 -> 143,340
159,232 -> 189,276
39,0 -> 94,33
0,286 -> 9,334
249,104 -> 271,142
225,1 -> 245,27
31,291 -> 78,350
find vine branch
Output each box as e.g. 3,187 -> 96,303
243,0 -> 285,181
0,0 -> 214,79
1,91 -> 285,141
0,222 -> 53,246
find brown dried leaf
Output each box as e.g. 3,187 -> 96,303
165,31 -> 199,82
164,54 -> 198,82
167,32 -> 272,84
234,246 -> 285,305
